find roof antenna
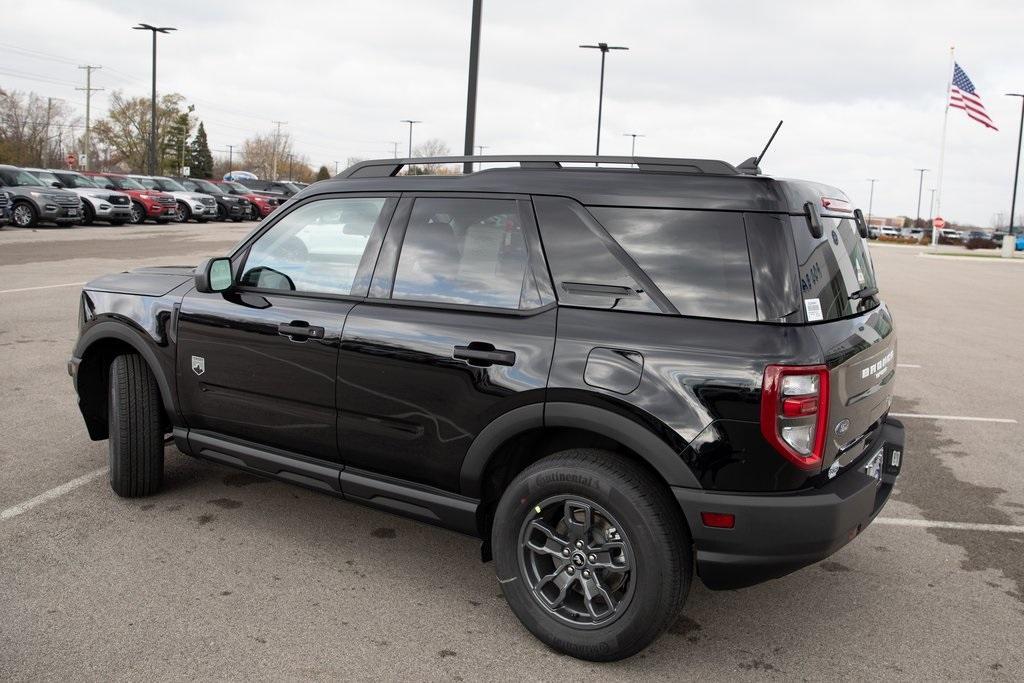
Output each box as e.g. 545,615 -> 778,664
737,120 -> 783,175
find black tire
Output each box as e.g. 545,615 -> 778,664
108,353 -> 164,497
493,449 -> 692,662
175,201 -> 191,223
11,201 -> 38,228
216,203 -> 227,221
82,202 -> 95,225
129,201 -> 146,225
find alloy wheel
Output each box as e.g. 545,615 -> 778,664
12,204 -> 34,227
518,496 -> 635,629
130,203 -> 144,224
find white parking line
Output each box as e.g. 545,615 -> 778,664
0,468 -> 107,521
875,517 -> 1024,534
896,363 -> 921,368
0,282 -> 85,295
889,412 -> 1017,424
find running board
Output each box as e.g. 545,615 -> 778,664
172,428 -> 480,537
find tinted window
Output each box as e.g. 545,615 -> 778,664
392,197 -> 533,309
592,207 -> 756,321
791,216 -> 879,322
241,198 -> 386,295
533,196 -> 659,313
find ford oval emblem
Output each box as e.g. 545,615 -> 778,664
834,419 -> 851,436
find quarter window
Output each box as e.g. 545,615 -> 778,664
240,198 -> 386,295
391,198 -> 535,309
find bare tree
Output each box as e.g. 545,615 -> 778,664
241,131 -> 293,179
91,90 -> 187,172
407,138 -> 456,174
0,89 -> 80,167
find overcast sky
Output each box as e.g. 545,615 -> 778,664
3,0 -> 1023,226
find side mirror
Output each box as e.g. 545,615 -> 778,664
853,208 -> 869,238
804,201 -> 823,239
195,257 -> 233,293
105,184 -> 116,190
51,181 -> 64,188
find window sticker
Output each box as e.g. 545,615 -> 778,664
804,298 -> 824,322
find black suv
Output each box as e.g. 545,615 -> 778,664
172,177 -> 250,222
68,155 -> 902,661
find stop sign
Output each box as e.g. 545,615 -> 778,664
933,216 -> 945,229
66,153 -> 76,167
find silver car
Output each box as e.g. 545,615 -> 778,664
26,168 -> 133,225
129,175 -> 217,223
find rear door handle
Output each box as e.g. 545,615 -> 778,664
453,342 -> 516,367
278,321 -> 325,340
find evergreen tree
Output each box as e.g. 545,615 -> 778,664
188,122 -> 214,178
315,165 -> 330,181
161,106 -> 193,175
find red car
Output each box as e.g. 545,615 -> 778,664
84,172 -> 177,224
216,180 -> 284,220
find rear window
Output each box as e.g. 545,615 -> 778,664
791,216 -> 879,322
590,207 -> 756,321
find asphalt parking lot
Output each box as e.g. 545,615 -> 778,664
1,224 -> 1022,680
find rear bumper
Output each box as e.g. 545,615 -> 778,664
674,418 -> 904,590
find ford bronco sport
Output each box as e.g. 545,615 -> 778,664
69,154 -> 903,661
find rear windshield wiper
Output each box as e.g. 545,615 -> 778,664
849,286 -> 879,300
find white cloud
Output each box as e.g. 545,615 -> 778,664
2,0 -> 1022,225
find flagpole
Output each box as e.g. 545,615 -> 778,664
933,45 -> 955,246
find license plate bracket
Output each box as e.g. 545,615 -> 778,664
881,442 -> 902,483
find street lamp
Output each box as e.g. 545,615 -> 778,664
914,168 -> 929,227
866,178 -> 878,227
579,42 -> 628,158
132,23 -> 177,175
1005,93 -> 1024,235
401,120 -> 421,157
623,132 -> 644,156
928,188 -> 937,222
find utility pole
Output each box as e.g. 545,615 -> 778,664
623,132 -> 644,156
287,154 -> 293,181
271,120 -> 287,180
226,144 -> 234,176
462,0 -> 483,174
475,145 -> 487,171
401,120 -> 421,157
390,141 -> 400,158
866,178 -> 878,227
76,65 -> 103,170
1006,93 -> 1024,235
579,42 -> 629,159
914,168 -> 929,227
928,188 -> 937,222
334,160 -> 340,175
43,97 -> 54,166
133,24 -> 177,175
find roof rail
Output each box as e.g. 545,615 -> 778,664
338,155 -> 740,179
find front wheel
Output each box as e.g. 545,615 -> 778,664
11,202 -> 37,228
175,202 -> 191,223
493,449 -> 692,661
108,353 -> 164,497
129,202 -> 146,225
82,202 -> 95,225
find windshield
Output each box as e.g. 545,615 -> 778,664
155,178 -> 187,192
106,176 -> 146,191
190,178 -> 221,193
792,216 -> 879,322
134,177 -> 159,189
220,181 -> 248,194
57,173 -> 97,188
0,169 -> 46,187
32,171 -> 62,186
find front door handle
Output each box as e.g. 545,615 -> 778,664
278,321 -> 325,341
453,342 -> 516,367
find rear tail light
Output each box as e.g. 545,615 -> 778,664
700,512 -> 735,529
760,365 -> 829,470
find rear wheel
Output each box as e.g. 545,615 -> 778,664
108,353 -> 164,497
493,449 -> 692,661
175,202 -> 191,223
129,201 -> 145,225
216,204 -> 227,221
82,202 -> 95,225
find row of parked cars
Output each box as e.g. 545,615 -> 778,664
0,164 -> 305,228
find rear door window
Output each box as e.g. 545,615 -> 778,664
391,197 -> 538,309
590,207 -> 757,321
791,216 -> 879,321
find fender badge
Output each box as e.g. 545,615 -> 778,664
191,355 -> 205,376
834,419 -> 850,436
828,460 -> 841,479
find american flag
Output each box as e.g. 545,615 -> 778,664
949,63 -> 997,130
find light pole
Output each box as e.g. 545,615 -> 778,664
132,23 -> 176,175
623,132 -> 644,156
390,141 -> 400,158
226,144 -> 234,176
401,120 -> 421,157
866,178 -> 878,226
334,160 -> 340,175
1006,93 -> 1024,235
914,168 -> 929,227
928,188 -> 937,222
579,42 -> 628,158
462,0 -> 482,174
475,145 -> 487,171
